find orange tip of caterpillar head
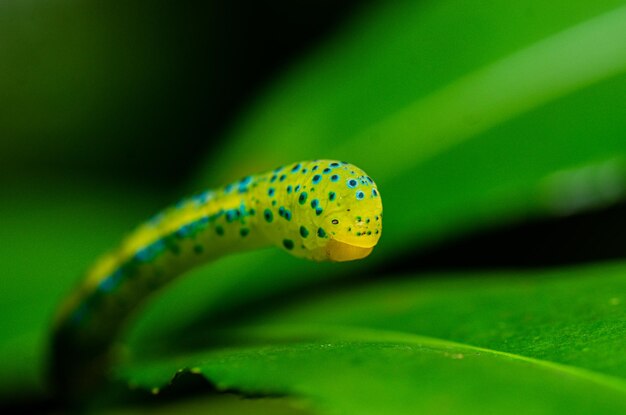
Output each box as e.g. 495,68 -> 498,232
325,238 -> 374,262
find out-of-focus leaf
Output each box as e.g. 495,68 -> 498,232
198,1 -> 626,184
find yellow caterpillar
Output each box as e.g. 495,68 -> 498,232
51,160 -> 382,396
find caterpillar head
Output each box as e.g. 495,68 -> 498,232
277,160 -> 383,262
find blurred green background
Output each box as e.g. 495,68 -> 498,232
2,1 -> 626,414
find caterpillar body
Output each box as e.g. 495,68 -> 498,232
51,160 -> 382,397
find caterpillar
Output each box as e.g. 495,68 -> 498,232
50,160 -> 382,397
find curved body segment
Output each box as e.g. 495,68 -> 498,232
51,160 -> 382,396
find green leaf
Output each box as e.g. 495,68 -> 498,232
119,263 -> 626,414
121,337 -> 626,415
244,263 -> 626,379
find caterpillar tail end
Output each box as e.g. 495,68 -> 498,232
48,325 -> 113,405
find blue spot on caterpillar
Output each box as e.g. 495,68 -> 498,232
50,160 -> 383,397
